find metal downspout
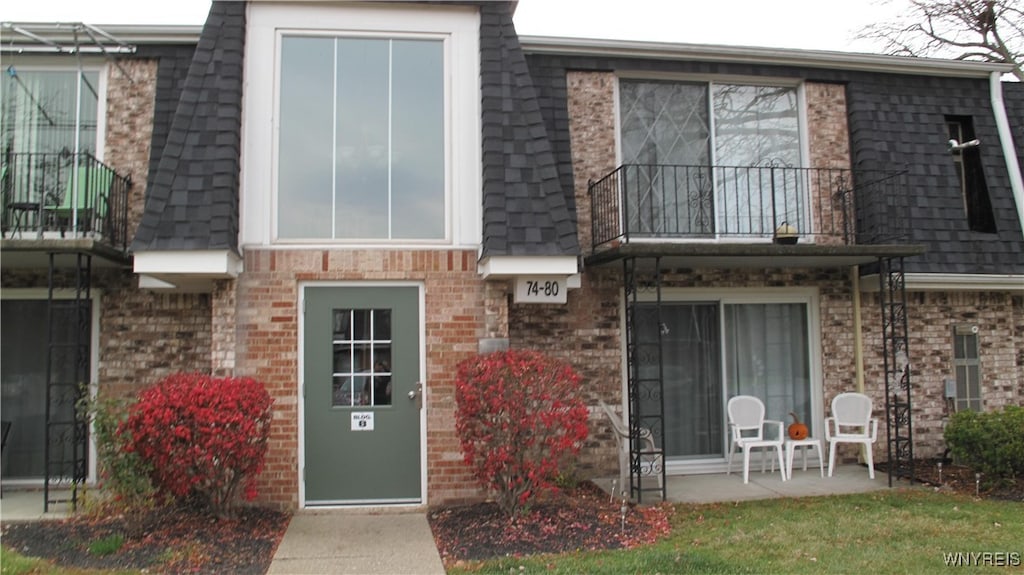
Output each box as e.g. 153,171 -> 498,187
990,72 -> 1024,240
851,265 -> 866,464
852,265 -> 864,394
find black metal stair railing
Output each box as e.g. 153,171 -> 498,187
590,164 -> 911,249
880,256 -> 913,487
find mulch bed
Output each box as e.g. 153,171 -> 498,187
898,458 -> 1023,502
427,481 -> 673,567
1,503 -> 290,574
3,460 -> 1019,573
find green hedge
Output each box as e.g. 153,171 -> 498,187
944,405 -> 1024,484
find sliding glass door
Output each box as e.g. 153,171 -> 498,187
637,297 -> 814,464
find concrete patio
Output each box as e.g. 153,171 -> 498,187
594,463 -> 901,505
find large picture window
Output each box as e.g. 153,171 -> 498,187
619,79 -> 803,237
278,36 -> 445,241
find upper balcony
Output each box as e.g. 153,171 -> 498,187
586,163 -> 923,268
1,152 -> 132,266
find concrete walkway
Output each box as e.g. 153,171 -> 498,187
266,509 -> 445,575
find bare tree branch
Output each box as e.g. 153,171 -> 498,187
857,0 -> 1023,80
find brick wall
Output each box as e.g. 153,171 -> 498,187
231,248 -> 486,508
211,279 -> 237,377
104,58 -> 158,240
566,71 -> 617,258
860,289 -> 1024,459
99,278 -> 213,401
509,267 -> 623,478
0,268 -> 212,402
806,82 -> 853,245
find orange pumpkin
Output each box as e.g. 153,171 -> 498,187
788,412 -> 809,440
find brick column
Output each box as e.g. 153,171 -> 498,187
211,279 -> 237,377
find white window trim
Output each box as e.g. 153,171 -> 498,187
242,2 -> 481,250
620,287 -> 825,474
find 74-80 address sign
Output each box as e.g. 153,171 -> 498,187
513,276 -> 567,304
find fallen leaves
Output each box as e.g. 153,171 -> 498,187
427,481 -> 672,566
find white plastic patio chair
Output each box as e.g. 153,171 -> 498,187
599,400 -> 664,491
726,395 -> 787,483
825,392 -> 879,479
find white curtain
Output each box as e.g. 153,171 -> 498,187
2,69 -> 99,211
2,69 -> 98,158
724,303 -> 812,438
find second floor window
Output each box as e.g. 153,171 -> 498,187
952,325 -> 981,412
946,116 -> 996,234
277,36 -> 445,241
1,68 -> 100,159
618,80 -> 803,237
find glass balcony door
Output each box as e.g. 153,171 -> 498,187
618,79 -> 804,239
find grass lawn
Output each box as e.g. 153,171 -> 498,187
451,489 -> 1023,574
0,548 -> 137,575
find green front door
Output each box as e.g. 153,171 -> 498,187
303,286 -> 421,504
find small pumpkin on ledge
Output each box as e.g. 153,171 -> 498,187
788,412 -> 809,440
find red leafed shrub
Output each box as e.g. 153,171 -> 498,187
120,373 -> 273,517
455,350 -> 589,516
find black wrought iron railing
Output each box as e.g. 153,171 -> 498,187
589,164 -> 911,249
1,152 -> 131,251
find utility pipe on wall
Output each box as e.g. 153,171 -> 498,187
851,265 -> 864,394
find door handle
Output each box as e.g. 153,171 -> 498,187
407,382 -> 423,410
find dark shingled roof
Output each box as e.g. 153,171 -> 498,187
134,44 -> 197,208
132,0 -> 245,254
479,2 -> 579,258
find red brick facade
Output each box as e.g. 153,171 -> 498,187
861,289 -> 1024,458
560,69 -> 1024,475
9,42 -> 1024,511
104,59 -> 158,240
229,248 -> 486,508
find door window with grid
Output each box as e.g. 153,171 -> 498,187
332,309 -> 392,407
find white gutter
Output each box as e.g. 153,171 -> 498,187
519,35 -> 1015,79
0,22 -> 202,52
990,72 -> 1024,240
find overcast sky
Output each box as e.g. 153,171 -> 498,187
2,0 -> 901,54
